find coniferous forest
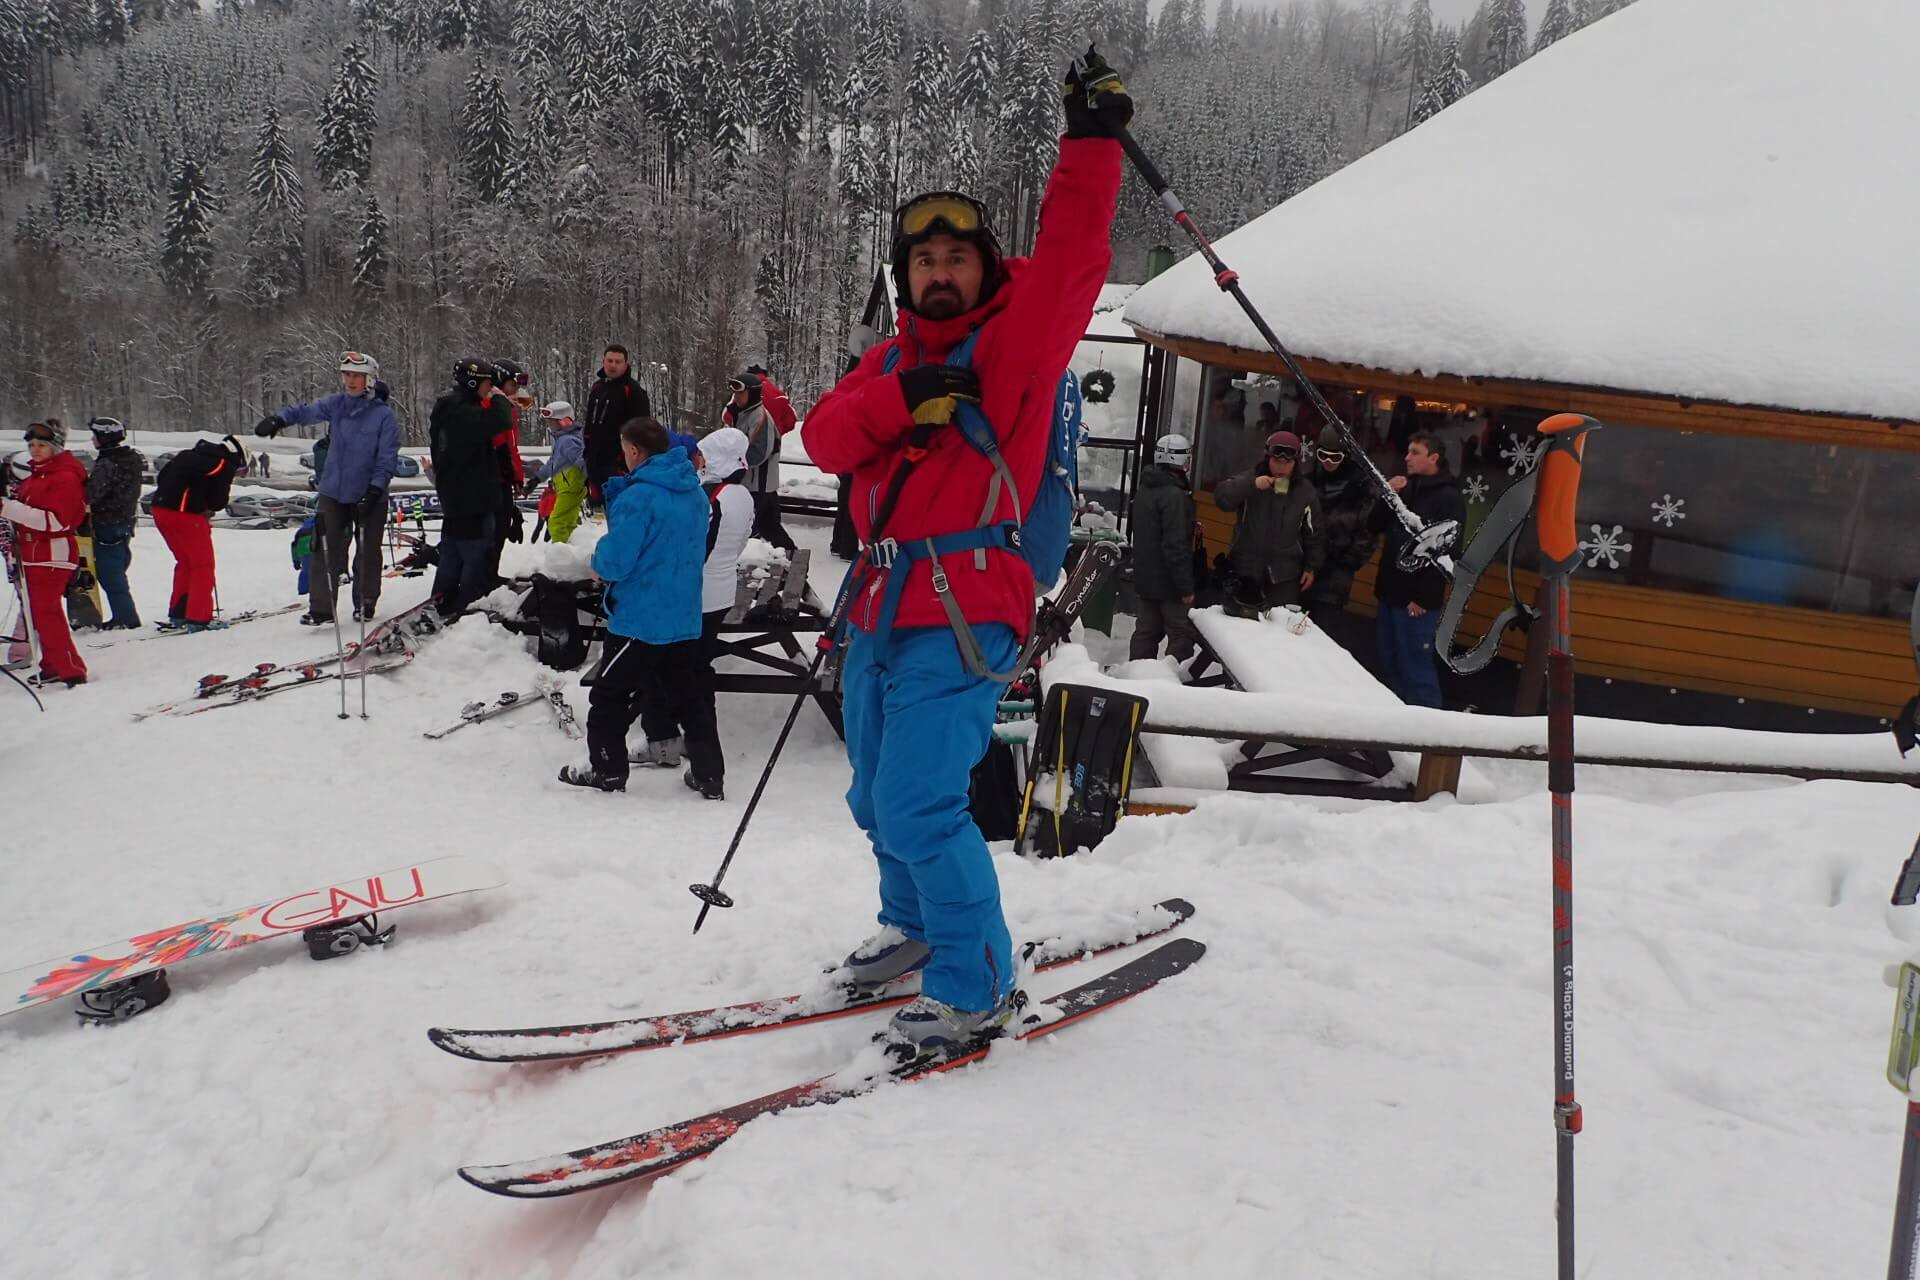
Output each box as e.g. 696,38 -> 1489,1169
0,0 -> 1636,440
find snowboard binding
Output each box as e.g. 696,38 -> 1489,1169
75,968 -> 171,1024
303,913 -> 396,960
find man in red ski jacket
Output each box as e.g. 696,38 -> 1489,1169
803,47 -> 1132,1064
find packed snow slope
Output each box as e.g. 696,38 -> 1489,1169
4,520 -> 1919,1279
1124,0 -> 1920,423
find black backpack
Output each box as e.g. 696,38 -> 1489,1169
508,573 -> 604,670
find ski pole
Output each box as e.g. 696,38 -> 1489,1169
689,642 -> 833,933
358,598 -> 370,720
1533,412 -> 1597,1280
330,565 -> 349,721
1889,962 -> 1920,1280
1089,98 -> 1458,572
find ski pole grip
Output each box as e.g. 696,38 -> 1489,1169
1534,414 -> 1598,573
1113,127 -> 1170,197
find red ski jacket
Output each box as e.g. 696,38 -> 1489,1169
805,137 -> 1121,640
2,449 -> 88,570
760,379 -> 798,435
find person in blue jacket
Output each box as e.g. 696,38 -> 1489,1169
256,351 -> 401,625
561,416 -> 720,795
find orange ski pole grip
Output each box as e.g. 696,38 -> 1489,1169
1534,414 -> 1599,574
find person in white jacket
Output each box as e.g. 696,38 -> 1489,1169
633,427 -> 756,789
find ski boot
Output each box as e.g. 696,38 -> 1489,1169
876,989 -> 1025,1068
75,969 -> 171,1024
682,768 -> 723,801
837,926 -> 930,992
300,612 -> 331,627
352,603 -> 377,623
558,763 -> 625,793
632,736 -> 683,768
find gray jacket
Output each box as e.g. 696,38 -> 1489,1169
1213,468 -> 1326,586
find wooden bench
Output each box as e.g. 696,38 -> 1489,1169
711,551 -> 844,737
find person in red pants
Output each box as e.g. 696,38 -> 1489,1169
1,420 -> 90,686
149,432 -> 248,631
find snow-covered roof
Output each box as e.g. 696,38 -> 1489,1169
1085,283 -> 1141,341
1124,0 -> 1920,424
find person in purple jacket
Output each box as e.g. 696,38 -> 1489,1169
256,351 -> 401,624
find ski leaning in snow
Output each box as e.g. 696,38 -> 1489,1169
1,855 -> 505,1023
534,672 -> 585,740
423,690 -> 540,739
85,601 -> 305,648
456,936 -> 1205,1198
428,898 -> 1193,1064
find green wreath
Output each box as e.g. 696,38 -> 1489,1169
1080,368 -> 1116,404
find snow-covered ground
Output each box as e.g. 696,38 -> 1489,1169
4,517 -> 1918,1278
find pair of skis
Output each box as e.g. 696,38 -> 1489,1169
433,899 -> 1201,1198
86,602 -> 306,649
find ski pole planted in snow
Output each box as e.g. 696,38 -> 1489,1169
1089,85 -> 1457,573
1533,412 -> 1598,1280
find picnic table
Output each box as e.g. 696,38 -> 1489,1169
711,549 -> 843,738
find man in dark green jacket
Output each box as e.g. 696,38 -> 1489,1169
1213,429 -> 1325,611
1129,433 -> 1201,662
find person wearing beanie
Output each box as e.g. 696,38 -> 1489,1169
534,400 -> 587,544
429,358 -> 510,620
84,416 -> 147,629
149,432 -> 249,631
256,350 -> 401,625
802,46 -> 1131,1063
1,421 -> 90,684
1213,428 -> 1326,613
720,370 -> 797,553
632,424 -> 756,789
1305,424 -> 1378,625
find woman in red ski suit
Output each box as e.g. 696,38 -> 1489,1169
803,54 -> 1128,1055
2,421 -> 91,684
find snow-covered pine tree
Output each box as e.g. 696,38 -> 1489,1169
353,194 -> 387,292
94,0 -> 129,45
1484,0 -> 1528,78
1397,0 -> 1435,128
160,153 -> 213,302
953,29 -> 996,114
461,66 -> 514,201
245,104 -> 305,299
904,37 -> 950,190
314,44 -> 377,190
504,71 -> 560,204
1413,32 -> 1468,123
507,0 -> 549,73
712,73 -> 749,170
1536,0 -> 1575,52
760,28 -> 804,149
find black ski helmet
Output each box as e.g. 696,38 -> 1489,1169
88,415 -> 127,445
452,357 -> 493,390
889,191 -> 1005,316
492,358 -> 529,389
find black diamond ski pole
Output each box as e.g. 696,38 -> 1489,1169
1086,94 -> 1458,572
1888,962 -> 1920,1280
1533,412 -> 1598,1280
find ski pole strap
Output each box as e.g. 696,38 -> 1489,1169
1535,415 -> 1598,577
859,523 -> 1023,682
1434,470 -> 1539,676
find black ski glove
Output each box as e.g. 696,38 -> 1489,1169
1062,45 -> 1134,139
897,365 -> 982,427
504,507 -> 525,544
255,415 -> 286,438
359,487 -> 387,520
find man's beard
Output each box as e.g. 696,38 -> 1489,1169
917,287 -> 965,319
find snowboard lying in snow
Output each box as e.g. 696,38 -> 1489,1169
1,855 -> 504,1023
455,936 -> 1206,1198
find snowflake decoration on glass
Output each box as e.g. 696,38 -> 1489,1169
1578,523 -> 1633,570
1463,475 -> 1490,505
1649,493 -> 1686,528
1498,436 -> 1544,476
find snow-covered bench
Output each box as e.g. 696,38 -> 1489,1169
1044,608 -> 1920,803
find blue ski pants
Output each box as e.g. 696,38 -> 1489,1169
92,524 -> 140,628
841,623 -> 1017,1012
1375,602 -> 1444,708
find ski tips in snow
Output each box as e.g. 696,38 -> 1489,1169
454,936 -> 1206,1199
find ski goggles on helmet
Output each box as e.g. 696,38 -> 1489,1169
1266,443 -> 1301,460
339,350 -> 378,374
23,422 -> 57,444
893,192 -> 993,243
89,416 -> 126,434
1315,448 -> 1345,466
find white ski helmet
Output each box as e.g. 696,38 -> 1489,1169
339,349 -> 379,376
1153,433 -> 1192,468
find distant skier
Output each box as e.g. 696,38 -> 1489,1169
256,350 -> 401,625
720,370 -> 797,553
1213,429 -> 1325,613
560,418 -> 717,796
84,416 -> 146,630
1,421 -> 90,684
582,345 -> 650,498
429,359 -> 510,621
1371,431 -> 1464,707
803,47 -> 1131,1063
150,432 -> 249,631
535,401 -> 587,544
1128,433 -> 1201,663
